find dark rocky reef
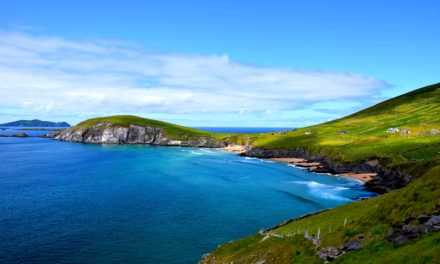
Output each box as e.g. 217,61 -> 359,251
242,148 -> 410,193
46,123 -> 226,148
0,132 -> 29,137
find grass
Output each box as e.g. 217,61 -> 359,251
202,165 -> 440,263
201,82 -> 440,263
235,83 -> 440,176
73,115 -> 216,140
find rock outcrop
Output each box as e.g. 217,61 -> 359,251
48,123 -> 226,148
317,240 -> 362,261
13,132 -> 29,137
0,132 -> 29,137
242,148 -> 410,193
385,210 -> 440,245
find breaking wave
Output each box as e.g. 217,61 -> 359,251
290,180 -> 350,201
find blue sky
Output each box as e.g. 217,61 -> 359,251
0,0 -> 439,127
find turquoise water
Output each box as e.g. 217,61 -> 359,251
0,137 -> 374,263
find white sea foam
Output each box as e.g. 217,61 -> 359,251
287,164 -> 307,170
290,180 -> 350,201
200,149 -> 212,153
190,151 -> 204,155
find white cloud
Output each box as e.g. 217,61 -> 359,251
0,30 -> 390,126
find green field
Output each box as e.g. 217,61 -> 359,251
201,82 -> 440,263
233,83 -> 440,175
202,166 -> 440,263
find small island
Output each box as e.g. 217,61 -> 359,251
0,119 -> 70,128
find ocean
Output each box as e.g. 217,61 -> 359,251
0,130 -> 374,263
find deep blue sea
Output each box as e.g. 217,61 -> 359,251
0,129 -> 374,263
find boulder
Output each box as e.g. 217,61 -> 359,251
384,225 -> 427,245
12,132 -> 28,137
341,240 -> 362,250
365,159 -> 379,167
425,215 -> 440,226
417,215 -> 432,224
317,247 -> 343,261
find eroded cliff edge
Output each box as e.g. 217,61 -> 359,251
241,147 -> 410,193
46,122 -> 226,148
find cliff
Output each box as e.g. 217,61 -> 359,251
48,117 -> 226,148
242,147 -> 409,193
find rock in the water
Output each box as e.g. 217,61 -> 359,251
341,240 -> 362,250
12,132 -> 28,137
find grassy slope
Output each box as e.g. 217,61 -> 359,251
203,166 -> 440,263
73,115 -> 220,140
241,83 -> 440,175
202,83 -> 440,263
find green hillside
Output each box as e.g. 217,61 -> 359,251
201,83 -> 440,263
238,82 -> 440,176
73,115 -> 215,140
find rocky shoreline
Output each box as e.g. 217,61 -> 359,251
45,124 -> 410,193
0,132 -> 29,137
45,122 -> 227,148
241,147 -> 410,193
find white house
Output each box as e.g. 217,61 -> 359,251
431,129 -> 440,135
387,128 -> 400,133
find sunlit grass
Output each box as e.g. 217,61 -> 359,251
201,83 -> 440,263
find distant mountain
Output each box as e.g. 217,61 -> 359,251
0,119 -> 70,127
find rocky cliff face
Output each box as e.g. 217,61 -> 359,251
242,147 -> 410,193
49,123 -> 226,148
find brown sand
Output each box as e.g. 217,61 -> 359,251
223,145 -> 247,153
339,173 -> 377,182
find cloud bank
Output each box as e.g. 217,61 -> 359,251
0,30 -> 390,126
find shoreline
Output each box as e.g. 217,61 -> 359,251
267,157 -> 377,183
223,146 -> 378,183
222,145 -> 248,153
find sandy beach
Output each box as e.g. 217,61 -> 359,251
223,145 -> 248,153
